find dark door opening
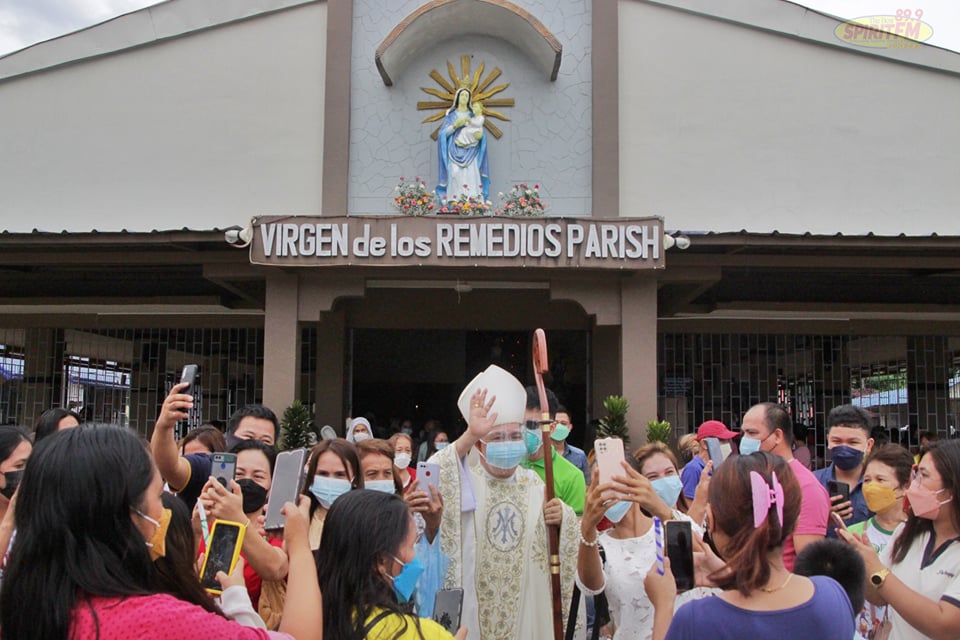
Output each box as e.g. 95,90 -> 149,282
350,329 -> 589,448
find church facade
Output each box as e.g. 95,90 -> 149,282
0,0 -> 958,455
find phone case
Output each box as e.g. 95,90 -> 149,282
828,480 -> 850,502
179,364 -> 199,393
199,519 -> 246,594
705,437 -> 724,465
433,588 -> 464,632
212,453 -> 237,488
264,448 -> 307,530
665,520 -> 694,591
417,462 -> 440,496
595,437 -> 625,487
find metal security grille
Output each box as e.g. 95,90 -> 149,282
300,326 -> 318,419
0,327 -> 264,437
658,334 -> 959,464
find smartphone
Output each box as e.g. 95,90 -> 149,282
665,520 -> 695,591
595,437 -> 626,488
719,441 -> 733,459
827,480 -> 850,504
199,519 -> 246,594
432,588 -> 464,633
211,453 -> 237,488
264,448 -> 307,531
704,437 -> 726,466
179,364 -> 199,395
417,461 -> 441,497
830,511 -> 848,531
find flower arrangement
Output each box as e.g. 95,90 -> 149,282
495,183 -> 545,217
393,177 -> 435,216
438,187 -> 491,216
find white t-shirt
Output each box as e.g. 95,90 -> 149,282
880,524 -> 960,640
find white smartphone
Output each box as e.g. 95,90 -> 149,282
417,461 -> 440,497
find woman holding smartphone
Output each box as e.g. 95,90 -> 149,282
577,444 -> 712,640
317,489 -> 466,639
644,451 -> 854,640
841,439 -> 960,640
0,424 -> 321,640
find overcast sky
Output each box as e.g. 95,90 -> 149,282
0,0 -> 958,58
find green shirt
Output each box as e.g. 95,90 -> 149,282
522,448 -> 586,515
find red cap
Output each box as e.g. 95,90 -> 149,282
696,420 -> 738,441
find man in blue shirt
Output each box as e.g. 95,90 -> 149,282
151,381 -> 280,509
551,405 -> 589,484
812,404 -> 874,536
680,420 -> 738,500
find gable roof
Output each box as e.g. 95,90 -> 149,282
0,0 -> 318,82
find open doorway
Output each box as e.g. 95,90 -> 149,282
349,329 -> 589,448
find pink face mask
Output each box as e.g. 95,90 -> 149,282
906,479 -> 952,520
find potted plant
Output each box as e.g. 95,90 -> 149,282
280,400 -> 315,450
647,419 -> 672,445
598,395 -> 629,447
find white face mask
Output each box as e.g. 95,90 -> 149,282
394,452 -> 412,469
352,431 -> 371,443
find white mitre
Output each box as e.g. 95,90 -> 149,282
457,364 -> 526,426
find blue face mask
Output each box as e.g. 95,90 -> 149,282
650,475 -> 684,509
366,479 -> 396,494
309,476 -> 352,508
829,445 -> 865,471
483,440 -> 527,470
389,554 -> 424,603
435,442 -> 449,451
605,500 -> 631,523
523,426 -> 543,455
739,430 -> 774,456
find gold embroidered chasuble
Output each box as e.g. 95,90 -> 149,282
433,445 -> 584,640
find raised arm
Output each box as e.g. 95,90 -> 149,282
577,468 -> 612,592
277,498 -> 323,640
149,382 -> 192,490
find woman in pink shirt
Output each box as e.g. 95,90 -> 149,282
0,424 -> 321,640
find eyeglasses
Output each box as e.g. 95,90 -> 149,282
524,420 -> 552,431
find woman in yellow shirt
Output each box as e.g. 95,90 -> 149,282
317,489 -> 466,639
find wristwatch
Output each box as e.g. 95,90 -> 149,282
870,568 -> 891,589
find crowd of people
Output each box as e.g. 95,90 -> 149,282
0,367 -> 957,640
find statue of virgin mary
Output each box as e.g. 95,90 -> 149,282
436,87 -> 490,204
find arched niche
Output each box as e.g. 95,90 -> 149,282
375,0 -> 562,86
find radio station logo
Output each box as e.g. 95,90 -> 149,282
835,10 -> 934,49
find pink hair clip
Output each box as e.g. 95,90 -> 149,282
750,470 -> 784,528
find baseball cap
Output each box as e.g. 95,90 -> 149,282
696,420 -> 738,441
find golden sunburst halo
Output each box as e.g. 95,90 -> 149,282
417,54 -> 515,140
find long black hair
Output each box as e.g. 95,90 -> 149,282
317,489 -> 424,640
0,424 -> 157,640
151,493 -> 225,617
33,408 -> 80,443
891,439 -> 960,563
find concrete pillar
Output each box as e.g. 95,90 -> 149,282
592,325 -> 621,427
263,271 -> 300,418
620,274 -> 658,446
314,310 -> 346,434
